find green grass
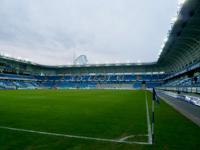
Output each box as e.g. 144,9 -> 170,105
0,89 -> 199,150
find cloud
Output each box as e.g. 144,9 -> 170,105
0,0 -> 178,65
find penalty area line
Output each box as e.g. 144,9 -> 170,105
0,126 -> 150,145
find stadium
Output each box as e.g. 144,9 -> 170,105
0,0 -> 200,149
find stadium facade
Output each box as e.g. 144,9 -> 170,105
0,0 -> 200,93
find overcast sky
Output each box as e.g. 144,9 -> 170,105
0,0 -> 179,65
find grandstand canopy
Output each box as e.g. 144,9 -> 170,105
158,0 -> 200,72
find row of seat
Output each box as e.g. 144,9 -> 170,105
0,80 -> 38,89
0,72 -> 164,89
35,74 -> 166,82
0,80 -> 162,89
163,74 -> 200,87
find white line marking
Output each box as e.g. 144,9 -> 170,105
118,134 -> 148,142
119,135 -> 136,142
145,91 -> 153,144
0,126 -> 150,145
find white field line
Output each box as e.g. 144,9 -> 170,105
145,92 -> 153,144
0,126 -> 150,145
118,134 -> 148,142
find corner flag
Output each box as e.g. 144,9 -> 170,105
152,88 -> 159,143
153,88 -> 159,104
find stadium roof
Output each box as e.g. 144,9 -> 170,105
157,0 -> 200,72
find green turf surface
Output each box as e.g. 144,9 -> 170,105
0,89 -> 199,150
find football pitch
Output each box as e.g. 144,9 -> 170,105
0,90 -> 199,150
